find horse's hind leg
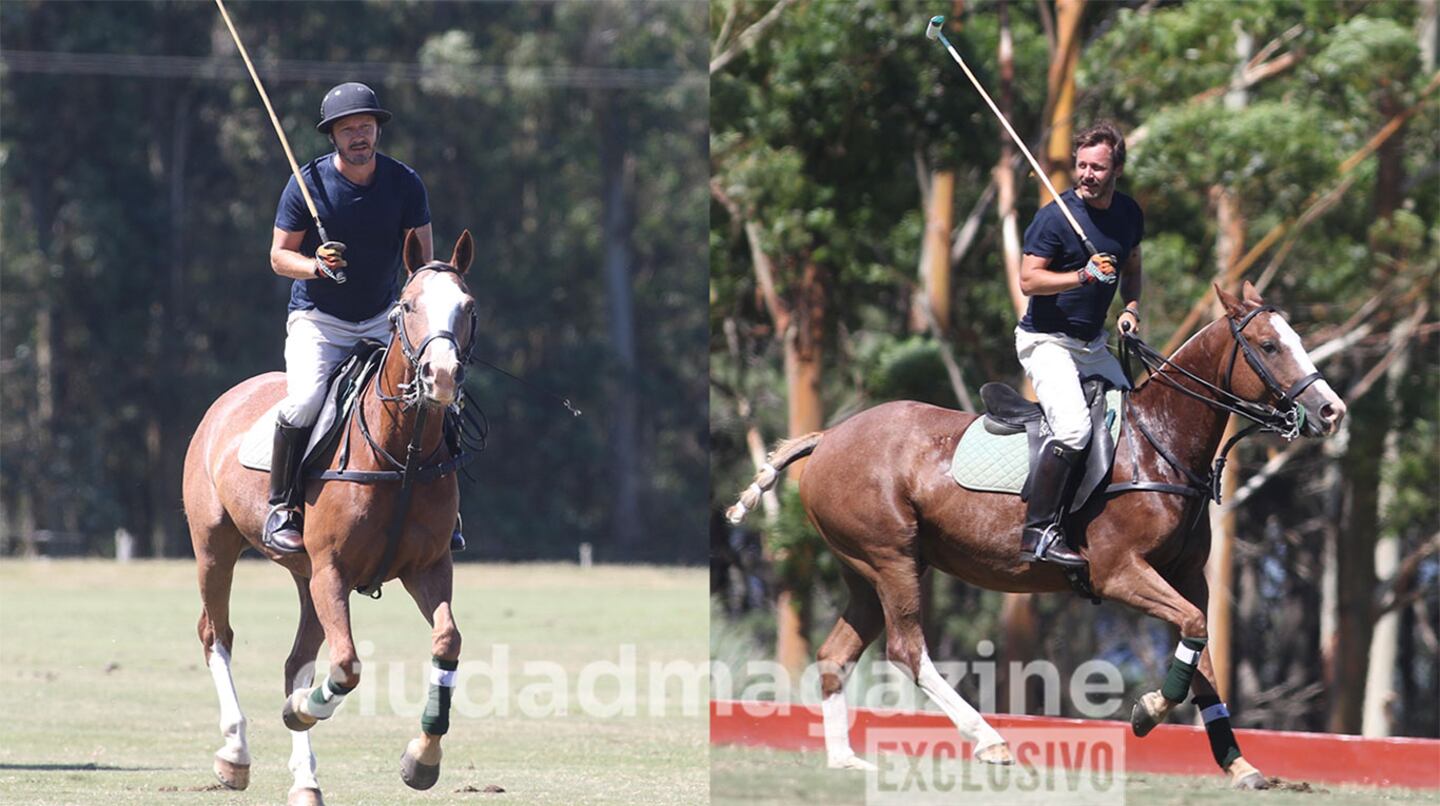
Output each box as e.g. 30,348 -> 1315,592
874,559 -> 1013,765
283,572 -> 326,806
399,556 -> 460,791
818,564 -> 884,771
1171,569 -> 1268,790
194,521 -> 250,790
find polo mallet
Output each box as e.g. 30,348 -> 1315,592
926,15 -> 1100,259
214,0 -> 345,282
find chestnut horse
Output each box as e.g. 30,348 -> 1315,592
727,282 -> 1346,789
183,230 -> 477,805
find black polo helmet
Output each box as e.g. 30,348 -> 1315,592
316,82 -> 392,133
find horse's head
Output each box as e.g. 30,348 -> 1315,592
391,229 -> 477,408
1214,281 -> 1346,437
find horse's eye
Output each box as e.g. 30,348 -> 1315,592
400,301 -> 412,313
1260,340 -> 1277,354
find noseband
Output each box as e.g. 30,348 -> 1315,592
383,261 -> 478,407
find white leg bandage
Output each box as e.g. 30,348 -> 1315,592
288,728 -> 319,791
207,642 -> 250,765
822,692 -> 855,763
915,653 -> 1005,753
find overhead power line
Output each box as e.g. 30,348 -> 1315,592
0,49 -> 704,91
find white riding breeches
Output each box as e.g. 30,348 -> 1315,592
277,307 -> 391,428
1015,326 -> 1130,451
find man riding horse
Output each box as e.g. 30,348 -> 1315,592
265,82 -> 464,554
1016,121 -> 1143,568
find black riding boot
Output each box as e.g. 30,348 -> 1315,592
450,513 -> 466,553
1019,439 -> 1087,568
263,420 -> 311,555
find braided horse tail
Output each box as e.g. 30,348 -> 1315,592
724,432 -> 823,524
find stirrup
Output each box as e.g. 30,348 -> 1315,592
1027,524 -> 1086,568
263,505 -> 305,554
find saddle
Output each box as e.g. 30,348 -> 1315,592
950,376 -> 1120,513
238,340 -> 386,474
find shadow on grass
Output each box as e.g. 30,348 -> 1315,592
0,763 -> 172,772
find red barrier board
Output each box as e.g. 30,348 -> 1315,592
710,700 -> 1440,789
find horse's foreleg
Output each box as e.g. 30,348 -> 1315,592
399,556 -> 459,791
818,565 -> 884,771
283,563 -> 358,732
876,562 -> 1013,765
1095,560 -> 1216,738
283,573 -> 326,804
196,534 -> 249,790
1171,571 -> 1270,790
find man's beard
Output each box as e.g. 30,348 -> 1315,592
1077,176 -> 1114,200
339,144 -> 374,166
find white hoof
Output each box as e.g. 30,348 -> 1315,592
212,755 -> 249,790
827,753 -> 878,771
974,742 -> 1015,765
287,785 -> 325,806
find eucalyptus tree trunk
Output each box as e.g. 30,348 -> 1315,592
600,102 -> 643,558
1041,0 -> 1084,204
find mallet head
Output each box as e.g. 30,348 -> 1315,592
926,16 -> 944,41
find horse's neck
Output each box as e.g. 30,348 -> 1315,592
1129,320 -> 1235,479
356,338 -> 445,468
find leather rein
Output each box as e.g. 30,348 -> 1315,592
1111,306 -> 1325,504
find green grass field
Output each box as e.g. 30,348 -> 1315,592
0,559 -> 708,806
710,745 -> 1433,805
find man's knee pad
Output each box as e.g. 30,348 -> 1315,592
277,396 -> 323,429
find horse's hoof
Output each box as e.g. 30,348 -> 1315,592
1130,690 -> 1169,737
401,741 -> 441,790
212,755 -> 249,790
283,690 -> 318,732
1228,757 -> 1270,790
1233,773 -> 1270,790
974,742 -> 1015,766
826,754 -> 877,771
287,786 -> 325,806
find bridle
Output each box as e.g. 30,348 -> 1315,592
1116,306 -> 1328,503
378,261 -> 479,410
1221,305 -> 1324,437
1123,305 -> 1323,442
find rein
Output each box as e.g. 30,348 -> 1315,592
1114,307 -> 1323,504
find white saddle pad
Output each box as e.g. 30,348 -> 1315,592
237,373 -> 357,473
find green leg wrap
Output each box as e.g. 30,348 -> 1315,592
304,675 -> 355,717
1194,694 -> 1242,769
422,656 -> 458,736
1161,637 -> 1207,702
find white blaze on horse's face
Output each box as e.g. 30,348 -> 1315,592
1266,314 -> 1346,436
412,272 -> 471,407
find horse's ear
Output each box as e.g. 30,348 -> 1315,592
1240,280 -> 1264,308
450,229 -> 474,276
1214,283 -> 1246,319
403,229 -> 425,275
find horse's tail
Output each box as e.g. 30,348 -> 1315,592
724,432 -> 823,524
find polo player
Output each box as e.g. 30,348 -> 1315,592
1015,121 -> 1144,567
265,82 -> 464,554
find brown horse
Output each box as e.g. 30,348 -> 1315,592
727,282 -> 1346,789
183,230 -> 477,805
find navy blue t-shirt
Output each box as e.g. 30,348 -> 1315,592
1019,188 -> 1143,341
275,153 -> 431,322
